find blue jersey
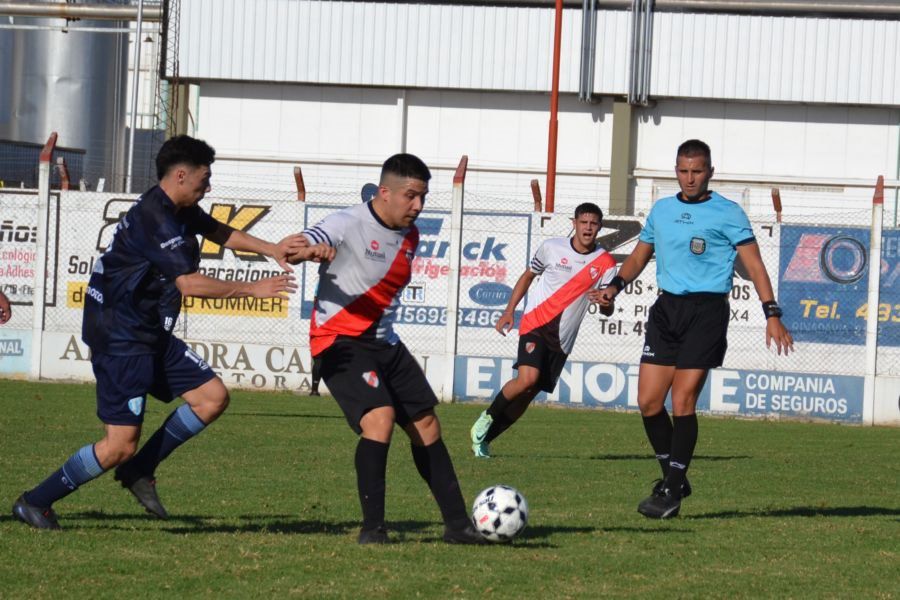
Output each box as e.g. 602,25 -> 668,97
639,191 -> 755,295
82,186 -> 218,355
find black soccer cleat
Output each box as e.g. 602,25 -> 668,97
653,477 -> 692,499
358,526 -> 390,544
114,464 -> 169,520
443,522 -> 489,545
637,485 -> 682,519
12,494 -> 61,530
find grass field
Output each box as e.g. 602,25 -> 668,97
0,380 -> 897,598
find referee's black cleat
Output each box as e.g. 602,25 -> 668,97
114,464 -> 169,520
637,485 -> 682,519
653,477 -> 692,499
358,526 -> 390,544
12,494 -> 61,530
443,523 -> 489,545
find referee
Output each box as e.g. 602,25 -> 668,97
598,139 -> 793,519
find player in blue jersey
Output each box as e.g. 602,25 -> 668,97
12,135 -> 330,529
598,139 -> 793,519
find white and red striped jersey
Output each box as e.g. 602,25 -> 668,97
519,238 -> 617,353
303,203 -> 418,356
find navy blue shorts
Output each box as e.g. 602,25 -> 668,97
91,337 -> 217,426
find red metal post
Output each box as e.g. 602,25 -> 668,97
530,179 -> 543,212
453,155 -> 469,185
545,0 -> 563,214
771,188 -> 782,223
293,166 -> 306,201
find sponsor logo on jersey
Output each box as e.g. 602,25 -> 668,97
362,371 -> 380,388
365,246 -> 387,262
370,240 -> 380,251
86,286 -> 104,304
690,237 -> 706,255
160,235 -> 185,250
561,257 -> 568,265
127,396 -> 144,416
525,342 -> 536,354
675,212 -> 694,225
642,345 -> 655,357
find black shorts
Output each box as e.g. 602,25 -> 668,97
319,340 -> 438,435
641,291 -> 730,369
91,337 -> 217,426
513,333 -> 569,393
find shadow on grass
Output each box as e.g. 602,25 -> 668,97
160,517 -> 436,536
687,506 -> 900,520
494,452 -> 751,462
598,526 -> 692,534
227,412 -> 343,420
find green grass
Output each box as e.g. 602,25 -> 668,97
0,380 -> 897,599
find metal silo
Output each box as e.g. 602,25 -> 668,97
0,0 -> 129,190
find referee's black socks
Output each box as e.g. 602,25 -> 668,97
642,408 -> 674,478
356,438 -> 389,531
666,414 -> 698,497
411,439 -> 469,529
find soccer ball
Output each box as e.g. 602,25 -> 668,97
471,484 -> 529,543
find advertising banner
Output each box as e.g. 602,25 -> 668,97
778,225 -> 900,347
454,355 -> 864,423
0,329 -> 31,377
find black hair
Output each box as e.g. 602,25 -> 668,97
380,153 -> 431,183
676,139 -> 712,164
574,202 -> 603,220
156,135 -> 216,180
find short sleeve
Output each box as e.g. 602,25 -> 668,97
303,211 -> 350,248
185,206 -> 218,237
599,264 -> 617,287
638,206 -> 656,245
724,204 -> 756,247
530,241 -> 549,274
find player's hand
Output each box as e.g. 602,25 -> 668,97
766,318 -> 794,356
593,287 -> 617,307
273,234 -> 310,271
250,274 -> 297,299
495,311 -> 514,336
0,291 -> 10,324
288,243 -> 335,264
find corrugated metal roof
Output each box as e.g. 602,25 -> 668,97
173,0 -> 900,106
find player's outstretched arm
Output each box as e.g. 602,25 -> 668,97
736,242 -> 794,356
286,243 -> 335,265
0,290 -> 11,324
599,241 -> 654,304
205,223 -> 308,272
496,270 -> 536,335
176,272 -> 297,300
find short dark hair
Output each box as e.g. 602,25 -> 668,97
156,135 -> 216,180
574,202 -> 603,220
380,153 -> 431,183
677,139 -> 712,164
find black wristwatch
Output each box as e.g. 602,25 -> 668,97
762,301 -> 783,319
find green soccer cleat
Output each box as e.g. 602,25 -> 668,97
470,411 -> 494,458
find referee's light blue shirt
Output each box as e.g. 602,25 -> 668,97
639,191 -> 756,295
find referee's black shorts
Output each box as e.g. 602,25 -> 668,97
319,340 -> 438,434
641,291 -> 730,370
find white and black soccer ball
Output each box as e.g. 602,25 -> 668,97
471,484 -> 529,543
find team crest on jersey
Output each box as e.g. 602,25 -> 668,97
362,371 -> 380,388
525,342 -> 536,354
589,266 -> 599,280
690,237 -> 706,255
127,396 -> 145,416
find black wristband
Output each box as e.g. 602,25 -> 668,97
762,301 -> 783,319
609,276 -> 627,293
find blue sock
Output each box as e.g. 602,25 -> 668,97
129,404 -> 206,477
25,444 -> 105,508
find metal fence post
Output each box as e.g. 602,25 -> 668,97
31,132 -> 56,380
862,176 -> 884,425
442,156 -> 468,401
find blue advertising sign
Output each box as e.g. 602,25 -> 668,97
0,329 -> 32,376
454,355 -> 864,423
778,225 -> 900,346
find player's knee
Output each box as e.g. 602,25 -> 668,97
519,372 -> 540,391
106,441 -> 138,466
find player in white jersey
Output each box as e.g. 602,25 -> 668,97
470,203 -> 617,458
296,154 -> 486,545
